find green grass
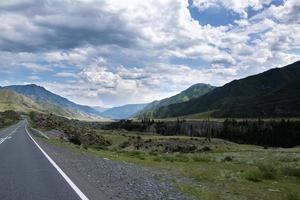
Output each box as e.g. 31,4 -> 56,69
40,131 -> 300,200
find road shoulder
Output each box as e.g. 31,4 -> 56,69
33,136 -> 194,200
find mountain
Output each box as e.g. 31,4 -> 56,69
93,106 -> 109,113
153,61 -> 300,118
101,104 -> 147,119
136,83 -> 215,118
4,84 -> 104,120
0,89 -> 43,113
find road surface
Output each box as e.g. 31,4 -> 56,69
0,120 -> 88,200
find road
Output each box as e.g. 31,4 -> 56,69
0,120 -> 88,200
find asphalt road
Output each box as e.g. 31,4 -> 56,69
0,120 -> 88,200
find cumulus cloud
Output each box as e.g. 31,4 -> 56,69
0,0 -> 299,107
192,0 -> 273,18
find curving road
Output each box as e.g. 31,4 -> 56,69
0,120 -> 88,200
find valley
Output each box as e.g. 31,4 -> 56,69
1,1 -> 299,199
26,110 -> 300,200
1,61 -> 300,200
27,114 -> 300,200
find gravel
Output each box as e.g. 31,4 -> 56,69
35,138 -> 195,200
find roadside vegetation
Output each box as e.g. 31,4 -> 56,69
29,112 -> 300,200
0,110 -> 21,129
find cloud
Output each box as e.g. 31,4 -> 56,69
192,0 -> 273,18
28,75 -> 40,80
55,72 -> 78,78
0,0 -> 299,107
0,0 -> 140,52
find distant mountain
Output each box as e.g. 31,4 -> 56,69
153,61 -> 300,118
136,83 -> 215,118
4,84 -> 105,120
93,106 -> 109,113
102,104 -> 147,119
0,89 -> 43,113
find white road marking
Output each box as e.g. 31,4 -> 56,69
31,128 -> 50,139
0,122 -> 23,145
25,123 -> 89,200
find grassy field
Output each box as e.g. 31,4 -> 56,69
40,129 -> 300,200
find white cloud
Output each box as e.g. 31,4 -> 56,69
192,0 -> 273,18
0,0 -> 299,107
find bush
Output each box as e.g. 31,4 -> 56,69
222,156 -> 233,162
245,169 -> 263,182
149,151 -> 158,156
287,193 -> 300,200
191,155 -> 211,162
175,154 -> 189,162
281,166 -> 300,178
200,146 -> 211,152
80,144 -> 88,150
152,157 -> 162,162
126,150 -> 142,157
258,164 -> 277,180
162,155 -> 176,162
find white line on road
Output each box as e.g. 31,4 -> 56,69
25,124 -> 89,200
0,122 -> 23,145
31,128 -> 50,139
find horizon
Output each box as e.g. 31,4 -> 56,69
1,60 -> 298,108
0,0 -> 299,107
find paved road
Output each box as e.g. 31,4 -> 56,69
0,120 -> 87,200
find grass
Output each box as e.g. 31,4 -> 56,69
39,130 -> 300,200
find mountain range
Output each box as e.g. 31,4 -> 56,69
0,61 -> 299,120
0,89 -> 43,113
136,83 -> 215,118
0,84 -> 148,120
101,104 -> 147,119
0,85 -> 106,120
151,61 -> 300,118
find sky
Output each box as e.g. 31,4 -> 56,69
0,0 -> 299,108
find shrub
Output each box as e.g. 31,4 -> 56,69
191,155 -> 211,162
245,169 -> 263,182
175,154 -> 189,162
287,193 -> 300,200
80,144 -> 88,150
69,135 -> 81,145
258,163 -> 277,180
119,140 -> 130,148
149,151 -> 158,156
200,146 -> 211,152
137,155 -> 146,160
162,155 -> 176,162
152,157 -> 162,162
127,151 -> 142,157
281,166 -> 300,178
222,156 -> 233,162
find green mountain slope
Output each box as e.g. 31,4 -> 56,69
0,89 -> 43,113
4,84 -> 106,120
136,83 -> 215,118
4,84 -> 101,116
154,61 -> 300,118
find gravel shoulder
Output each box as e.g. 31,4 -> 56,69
34,136 -> 195,200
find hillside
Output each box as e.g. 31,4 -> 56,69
93,106 -> 109,113
4,84 -> 103,119
154,61 -> 300,118
102,104 -> 147,119
136,83 -> 215,118
0,89 -> 43,113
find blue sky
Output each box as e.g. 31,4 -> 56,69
0,0 -> 299,107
